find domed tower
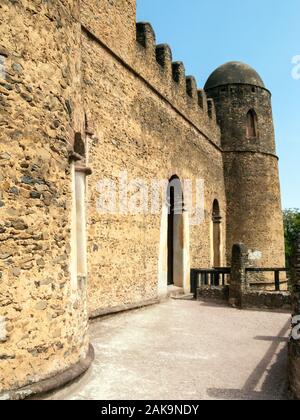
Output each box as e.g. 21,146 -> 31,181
205,62 -> 285,271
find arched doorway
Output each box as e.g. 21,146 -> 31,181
212,199 -> 221,268
167,176 -> 184,287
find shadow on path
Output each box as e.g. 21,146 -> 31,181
207,320 -> 290,400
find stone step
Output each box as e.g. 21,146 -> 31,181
171,293 -> 194,301
167,285 -> 184,298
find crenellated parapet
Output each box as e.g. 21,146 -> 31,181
207,99 -> 217,124
80,0 -> 221,147
197,89 -> 208,113
186,76 -> 197,101
136,22 -> 156,50
133,22 -> 220,145
171,61 -> 184,84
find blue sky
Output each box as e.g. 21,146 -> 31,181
137,0 -> 300,209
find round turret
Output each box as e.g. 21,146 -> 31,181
205,61 -> 275,154
204,61 -> 265,90
205,62 -> 285,272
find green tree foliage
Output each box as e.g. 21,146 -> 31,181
283,209 -> 300,266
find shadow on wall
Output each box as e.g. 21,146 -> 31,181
206,320 -> 290,400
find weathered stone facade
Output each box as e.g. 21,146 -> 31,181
0,0 -> 286,398
205,67 -> 285,270
0,0 -> 89,398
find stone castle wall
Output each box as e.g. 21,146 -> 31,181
223,152 -> 285,268
0,0 -> 226,394
81,0 -> 137,64
0,0 -> 287,398
81,1 -> 227,314
0,0 -> 89,396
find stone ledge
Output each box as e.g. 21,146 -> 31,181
242,291 -> 291,312
196,286 -> 291,312
0,344 -> 94,401
197,286 -> 229,303
89,298 -> 159,320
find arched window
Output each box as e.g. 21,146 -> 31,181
246,110 -> 257,138
74,132 -> 86,158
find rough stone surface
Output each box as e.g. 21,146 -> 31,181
197,286 -> 229,303
241,291 -> 291,311
0,0 -> 89,395
0,0 -> 286,398
229,243 -> 248,307
206,81 -> 285,272
3,345 -> 94,400
82,10 -> 226,314
45,300 -> 290,401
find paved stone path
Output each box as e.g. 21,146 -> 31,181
47,300 -> 290,400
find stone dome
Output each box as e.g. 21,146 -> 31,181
204,61 -> 265,90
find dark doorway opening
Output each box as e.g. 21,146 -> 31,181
167,183 -> 175,285
212,199 -> 221,268
167,176 -> 184,286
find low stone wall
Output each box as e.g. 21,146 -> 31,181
241,291 -> 291,311
197,286 -> 229,303
197,285 -> 291,311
